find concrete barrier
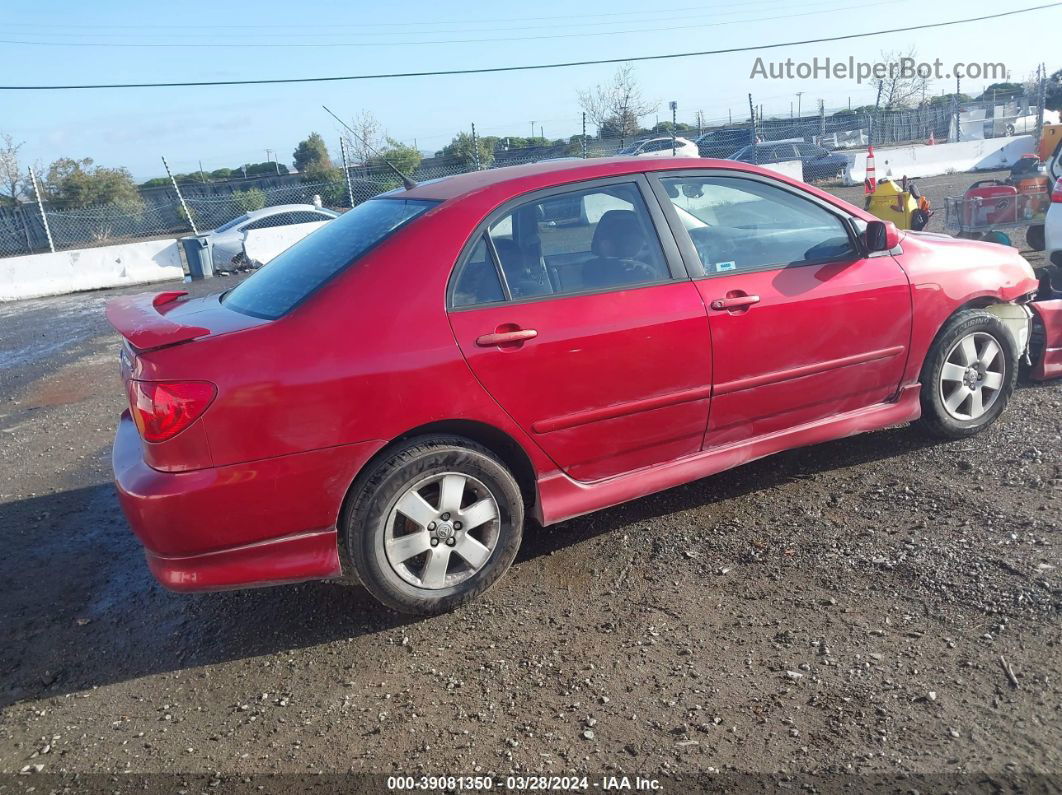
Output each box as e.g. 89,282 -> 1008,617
0,239 -> 184,302
842,135 -> 1036,185
242,222 -> 329,266
762,159 -> 804,182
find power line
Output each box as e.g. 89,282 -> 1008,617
1,3 -> 1057,91
0,0 -> 888,40
0,1 -> 913,49
0,0 -> 838,30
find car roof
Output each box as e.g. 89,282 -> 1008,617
399,156 -> 756,201
243,203 -> 337,219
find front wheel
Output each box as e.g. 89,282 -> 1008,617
915,309 -> 1018,439
343,436 -> 524,615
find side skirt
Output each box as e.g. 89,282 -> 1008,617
536,384 -> 922,526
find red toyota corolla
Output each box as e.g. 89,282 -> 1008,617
109,157 -> 1052,614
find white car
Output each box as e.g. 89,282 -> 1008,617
617,136 -> 699,158
206,204 -> 338,267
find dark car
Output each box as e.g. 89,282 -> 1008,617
730,141 -> 849,181
694,127 -> 754,158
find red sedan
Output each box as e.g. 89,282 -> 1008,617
110,157 -> 1048,614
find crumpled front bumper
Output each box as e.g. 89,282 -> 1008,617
1030,299 -> 1062,381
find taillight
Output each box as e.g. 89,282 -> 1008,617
128,380 -> 216,442
1052,181 -> 1062,203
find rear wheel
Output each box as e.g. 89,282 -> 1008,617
343,436 -> 524,615
915,309 -> 1018,439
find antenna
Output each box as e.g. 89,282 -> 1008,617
322,105 -> 418,190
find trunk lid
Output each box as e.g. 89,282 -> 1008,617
105,290 -> 266,352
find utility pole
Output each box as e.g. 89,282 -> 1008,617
339,138 -> 355,208
27,166 -> 54,253
529,120 -> 535,139
954,74 -> 962,143
747,94 -> 757,161
162,155 -> 197,235
471,122 -> 481,170
1035,62 -> 1047,150
669,101 -> 678,156
198,160 -> 208,183
265,148 -> 280,175
796,91 -> 804,119
581,112 -> 588,159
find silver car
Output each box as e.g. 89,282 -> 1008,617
206,204 -> 339,266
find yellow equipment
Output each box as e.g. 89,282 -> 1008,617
864,177 -> 931,231
1037,124 -> 1061,163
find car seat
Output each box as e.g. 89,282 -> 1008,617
581,210 -> 660,289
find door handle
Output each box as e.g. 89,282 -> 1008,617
476,328 -> 538,347
710,294 -> 760,311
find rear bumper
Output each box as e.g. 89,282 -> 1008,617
112,411 -> 385,591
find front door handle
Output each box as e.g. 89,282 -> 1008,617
710,294 -> 760,311
476,327 -> 538,347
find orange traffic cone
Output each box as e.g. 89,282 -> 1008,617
864,145 -> 877,195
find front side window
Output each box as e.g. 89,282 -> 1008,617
224,198 -> 437,318
451,182 -> 670,307
659,175 -> 855,275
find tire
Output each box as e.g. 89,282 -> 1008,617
342,435 -> 524,615
1026,224 -> 1045,252
915,309 -> 1018,439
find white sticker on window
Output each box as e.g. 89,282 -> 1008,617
714,261 -> 737,272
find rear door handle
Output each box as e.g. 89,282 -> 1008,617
710,295 -> 760,311
476,328 -> 538,347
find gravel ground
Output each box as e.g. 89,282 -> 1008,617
0,172 -> 1059,790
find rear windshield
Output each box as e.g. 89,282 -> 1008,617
222,198 -> 437,319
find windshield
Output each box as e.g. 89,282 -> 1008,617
618,142 -> 643,155
213,213 -> 250,233
222,198 -> 438,319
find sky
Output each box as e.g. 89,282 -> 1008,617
1,0 -> 1056,181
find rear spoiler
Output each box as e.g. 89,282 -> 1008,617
105,291 -> 209,352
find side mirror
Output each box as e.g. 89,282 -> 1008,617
866,220 -> 900,252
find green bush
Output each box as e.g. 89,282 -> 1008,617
231,188 -> 266,213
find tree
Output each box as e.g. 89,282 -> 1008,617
1047,68 -> 1062,112
293,132 -> 333,179
231,188 -> 267,213
876,48 -> 930,109
979,82 -> 1025,103
344,110 -> 382,165
578,64 -> 656,143
437,132 -> 493,169
242,161 -> 289,177
44,157 -> 141,209
368,137 -> 421,176
0,133 -> 26,207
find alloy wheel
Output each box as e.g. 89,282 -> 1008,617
384,472 -> 501,590
938,331 -> 1005,421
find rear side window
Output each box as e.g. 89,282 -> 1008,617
223,198 -> 437,319
451,182 -> 670,307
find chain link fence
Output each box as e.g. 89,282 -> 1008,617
0,92 -> 1050,260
